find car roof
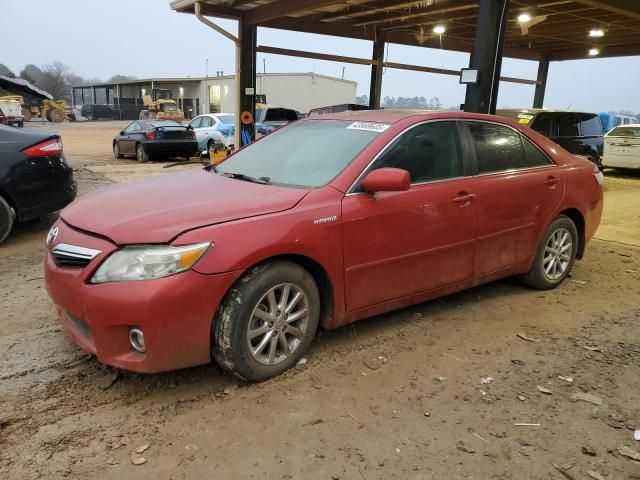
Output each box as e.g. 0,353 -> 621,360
302,109 -> 524,125
496,108 -> 598,116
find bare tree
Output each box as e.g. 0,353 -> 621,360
39,61 -> 73,101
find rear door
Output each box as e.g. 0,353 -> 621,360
463,121 -> 564,275
188,116 -> 204,149
342,120 -> 477,311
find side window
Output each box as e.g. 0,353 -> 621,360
531,115 -> 555,137
557,115 -> 580,137
201,117 -> 213,128
370,121 -> 464,184
189,117 -> 202,129
523,137 -> 553,167
467,122 -> 526,173
124,122 -> 137,133
133,122 -> 142,132
578,114 -> 602,136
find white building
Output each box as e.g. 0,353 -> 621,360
72,73 -> 357,119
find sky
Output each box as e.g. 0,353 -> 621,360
3,0 -> 640,112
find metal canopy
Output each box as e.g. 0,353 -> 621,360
171,0 -> 640,61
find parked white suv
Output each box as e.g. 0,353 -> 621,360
188,113 -> 235,153
0,99 -> 24,127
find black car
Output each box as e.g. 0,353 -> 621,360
81,104 -> 121,121
496,109 -> 604,167
113,120 -> 198,162
0,125 -> 76,244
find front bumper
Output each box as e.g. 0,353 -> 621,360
44,222 -> 243,373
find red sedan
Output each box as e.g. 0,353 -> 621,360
44,111 -> 603,381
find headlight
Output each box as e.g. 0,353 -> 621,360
91,242 -> 211,284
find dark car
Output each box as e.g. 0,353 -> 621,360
496,109 -> 604,167
0,108 -> 7,126
0,125 -> 76,244
255,107 -> 298,130
113,120 -> 198,162
308,103 -> 370,117
81,104 -> 121,121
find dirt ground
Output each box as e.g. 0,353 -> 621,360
1,121 -> 639,480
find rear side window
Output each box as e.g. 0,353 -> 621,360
189,117 -> 202,128
531,115 -> 555,137
467,122 -> 526,173
557,115 -> 580,137
523,138 -> 553,167
578,114 -> 602,136
371,121 -> 464,183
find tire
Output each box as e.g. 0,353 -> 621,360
136,143 -> 150,162
212,261 -> 320,381
18,122 -> 24,128
0,196 -> 15,245
113,142 -> 124,159
520,215 -> 578,290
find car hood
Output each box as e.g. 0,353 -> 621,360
61,169 -> 310,244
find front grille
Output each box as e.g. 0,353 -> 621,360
51,243 -> 102,268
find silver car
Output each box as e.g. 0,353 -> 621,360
188,113 -> 235,152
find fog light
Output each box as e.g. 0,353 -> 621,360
129,327 -> 145,353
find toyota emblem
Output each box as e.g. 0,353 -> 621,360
47,225 -> 59,246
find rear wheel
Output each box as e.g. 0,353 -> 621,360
0,196 -> 15,245
136,143 -> 150,162
212,261 -> 320,381
520,215 -> 578,290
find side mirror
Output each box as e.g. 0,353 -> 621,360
119,130 -> 125,135
361,167 -> 411,193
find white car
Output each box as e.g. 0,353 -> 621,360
0,99 -> 24,127
603,124 -> 640,169
188,113 -> 235,152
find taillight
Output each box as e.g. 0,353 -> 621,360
145,131 -> 156,140
23,137 -> 63,157
190,130 -> 196,139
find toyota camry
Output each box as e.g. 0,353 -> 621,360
45,110 -> 603,381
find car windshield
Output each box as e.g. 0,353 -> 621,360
216,120 -> 386,188
217,115 -> 234,124
608,126 -> 640,138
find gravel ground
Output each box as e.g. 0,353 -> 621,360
1,121 -> 639,480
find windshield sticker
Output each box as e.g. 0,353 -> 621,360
347,122 -> 391,133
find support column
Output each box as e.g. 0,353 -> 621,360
533,59 -> 549,108
369,36 -> 385,109
239,19 -> 257,146
464,0 -> 510,114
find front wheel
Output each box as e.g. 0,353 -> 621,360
212,261 -> 320,381
113,142 -> 124,159
520,215 -> 578,290
136,144 -> 150,162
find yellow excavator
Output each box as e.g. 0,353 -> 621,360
0,94 -> 68,122
139,95 -> 184,123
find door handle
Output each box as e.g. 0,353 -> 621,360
545,176 -> 560,186
453,193 -> 476,204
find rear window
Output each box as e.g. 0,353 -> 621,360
557,115 -> 580,137
150,120 -> 181,128
608,126 -> 640,138
578,114 -> 602,136
265,108 -> 298,122
217,114 -> 234,124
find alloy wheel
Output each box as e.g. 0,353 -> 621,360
543,227 -> 572,281
246,283 -> 310,366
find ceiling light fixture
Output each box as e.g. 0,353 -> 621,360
589,28 -> 604,38
589,48 -> 600,56
433,25 -> 446,34
517,13 -> 532,23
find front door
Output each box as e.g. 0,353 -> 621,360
462,120 -> 564,275
341,121 -> 477,312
